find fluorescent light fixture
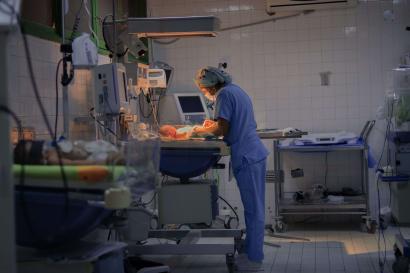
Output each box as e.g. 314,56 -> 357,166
127,16 -> 220,38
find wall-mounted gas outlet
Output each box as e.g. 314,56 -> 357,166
320,71 -> 331,86
11,127 -> 35,144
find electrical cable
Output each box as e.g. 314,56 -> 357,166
5,0 -> 70,184
89,108 -> 118,138
83,0 -> 99,48
155,92 -> 164,125
218,195 -> 240,225
69,0 -> 85,41
220,11 -> 312,32
19,13 -> 69,191
140,192 -> 158,207
8,6 -> 74,246
101,14 -> 128,57
138,90 -> 153,118
375,103 -> 394,273
148,89 -> 160,128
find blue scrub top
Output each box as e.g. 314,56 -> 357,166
215,83 -> 269,172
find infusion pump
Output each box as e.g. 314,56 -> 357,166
137,63 -> 167,92
93,63 -> 129,114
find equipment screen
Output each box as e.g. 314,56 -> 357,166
178,96 -> 205,113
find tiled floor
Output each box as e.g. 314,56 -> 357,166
142,225 -> 410,273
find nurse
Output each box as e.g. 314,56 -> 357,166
193,66 -> 269,271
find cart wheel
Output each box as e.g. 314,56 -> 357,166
150,216 -> 159,230
361,220 -> 377,233
274,222 -> 287,233
226,253 -> 235,273
394,244 -> 403,259
367,220 -> 377,234
393,256 -> 410,273
179,224 -> 191,230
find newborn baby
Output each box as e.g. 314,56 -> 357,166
159,125 -> 192,140
159,120 -> 217,140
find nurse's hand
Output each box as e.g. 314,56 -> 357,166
202,119 -> 216,128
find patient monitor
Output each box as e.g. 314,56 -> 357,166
174,93 -> 209,124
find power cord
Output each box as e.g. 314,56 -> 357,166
89,108 -> 118,138
2,4 -> 73,245
218,195 -> 240,228
138,90 -> 153,118
68,0 -> 85,41
375,104 -> 395,273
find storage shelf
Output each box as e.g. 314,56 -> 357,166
279,196 -> 367,214
270,137 -> 372,231
278,144 -> 365,152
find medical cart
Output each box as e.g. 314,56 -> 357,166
268,122 -> 376,233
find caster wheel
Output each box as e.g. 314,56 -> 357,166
394,244 -> 403,259
150,216 -> 159,230
361,220 -> 377,234
226,253 -> 235,273
393,256 -> 410,273
274,222 -> 287,233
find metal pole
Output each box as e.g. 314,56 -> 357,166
112,0 -> 117,62
0,31 -> 16,273
61,0 -> 69,137
273,139 -> 281,218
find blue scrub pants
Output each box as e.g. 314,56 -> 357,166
235,158 -> 266,262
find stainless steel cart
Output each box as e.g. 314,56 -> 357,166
267,122 -> 377,233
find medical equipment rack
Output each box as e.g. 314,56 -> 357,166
265,122 -> 376,233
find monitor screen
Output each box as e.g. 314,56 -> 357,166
178,96 -> 205,113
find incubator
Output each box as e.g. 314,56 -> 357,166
381,68 -> 410,130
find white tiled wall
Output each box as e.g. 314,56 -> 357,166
149,0 -> 410,224
6,34 -> 109,140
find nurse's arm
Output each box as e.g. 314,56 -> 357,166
194,118 -> 229,137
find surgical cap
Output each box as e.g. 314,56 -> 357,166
194,66 -> 232,88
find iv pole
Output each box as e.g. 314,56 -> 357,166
61,0 -> 70,138
0,4 -> 18,273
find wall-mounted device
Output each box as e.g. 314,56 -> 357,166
174,93 -> 209,124
93,63 -> 128,114
147,69 -> 167,89
136,63 -> 168,92
152,61 -> 174,88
